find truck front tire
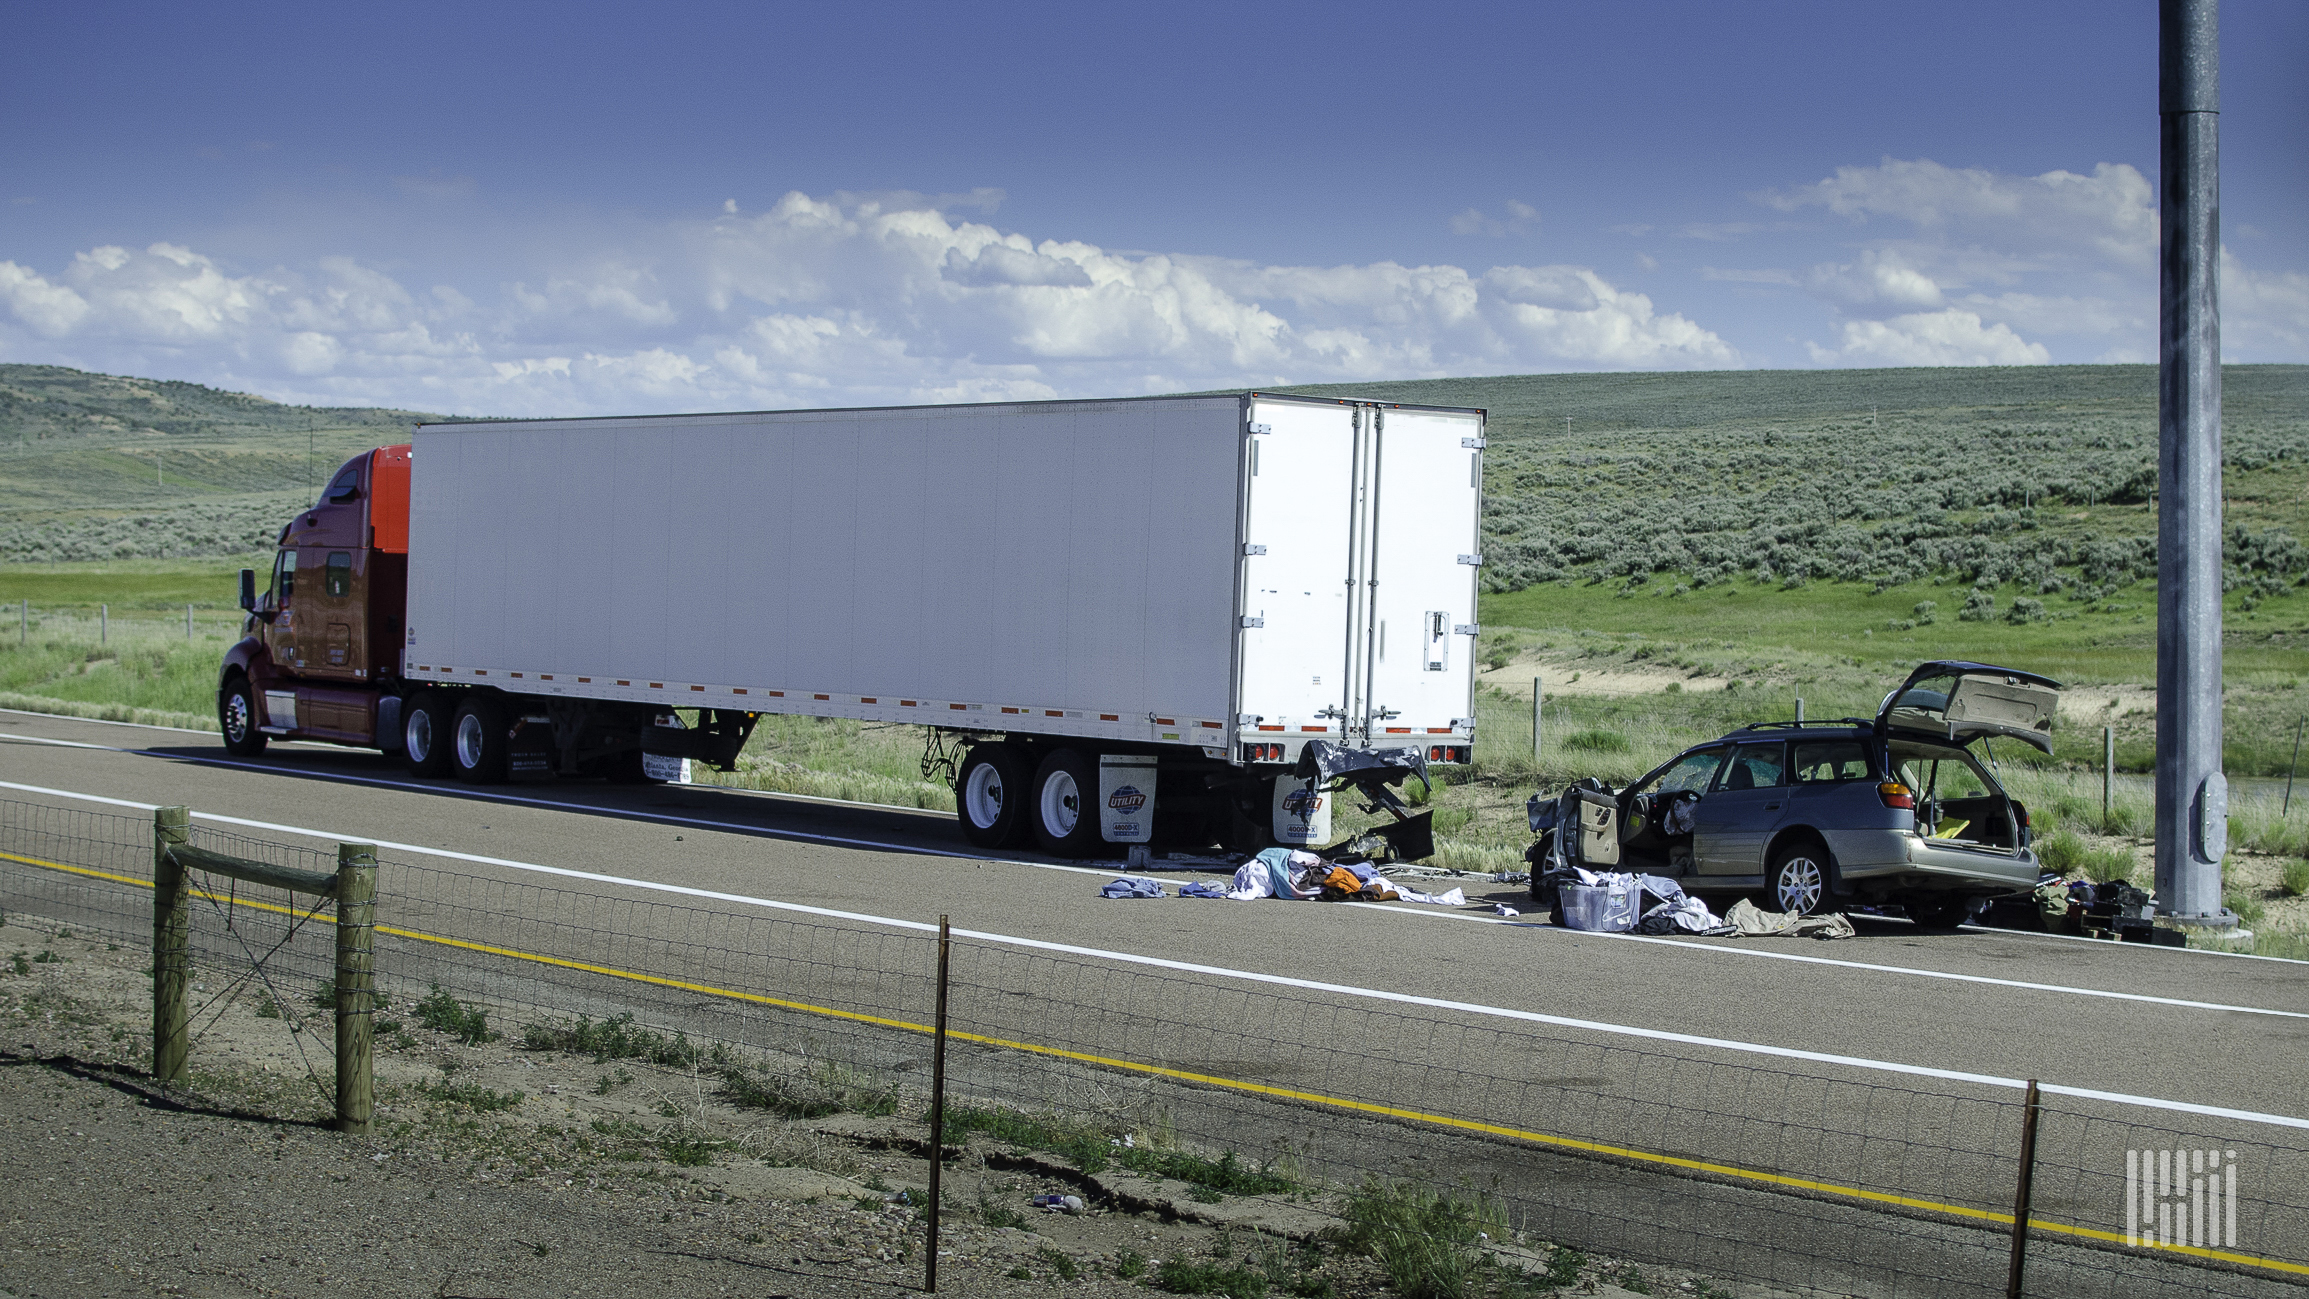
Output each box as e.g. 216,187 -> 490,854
218,676 -> 267,757
404,693 -> 454,777
1029,748 -> 1104,858
956,744 -> 1030,850
450,696 -> 511,784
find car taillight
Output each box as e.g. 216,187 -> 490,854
1878,781 -> 1915,809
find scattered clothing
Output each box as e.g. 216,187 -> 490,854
1723,898 -> 1856,939
1637,894 -> 1732,936
1493,903 -> 1521,918
1393,886 -> 1465,906
1100,877 -> 1166,899
1657,792 -> 1700,837
1178,881 -> 1229,899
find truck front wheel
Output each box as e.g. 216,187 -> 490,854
955,744 -> 1030,850
1029,748 -> 1104,858
218,676 -> 267,757
403,693 -> 454,777
450,696 -> 511,784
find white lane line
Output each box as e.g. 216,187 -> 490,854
4,776 -> 2306,1134
0,707 -> 217,737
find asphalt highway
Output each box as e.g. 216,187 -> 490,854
3,707 -> 2307,1289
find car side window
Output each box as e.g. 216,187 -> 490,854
1651,748 -> 1725,796
1792,741 -> 1871,783
325,552 -> 352,598
274,550 -> 296,601
1717,742 -> 1787,791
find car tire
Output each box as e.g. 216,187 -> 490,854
403,692 -> 455,777
955,744 -> 1031,850
1027,748 -> 1105,857
218,675 -> 267,757
1763,840 -> 1833,916
1906,896 -> 1973,929
450,695 -> 510,784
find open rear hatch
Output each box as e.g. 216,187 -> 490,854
1878,660 -> 2062,754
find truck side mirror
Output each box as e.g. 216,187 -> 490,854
239,568 -> 257,612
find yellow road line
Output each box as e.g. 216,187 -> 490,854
6,845 -> 2304,1277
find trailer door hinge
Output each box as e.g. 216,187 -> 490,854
1247,422 -> 1272,435
1242,543 -> 1267,556
1461,437 -> 1487,449
1236,713 -> 1262,727
1239,615 -> 1265,629
1457,554 -> 1483,566
1451,717 -> 1476,730
1454,623 -> 1480,636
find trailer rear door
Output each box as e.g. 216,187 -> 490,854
1361,407 -> 1483,740
1236,399 -> 1358,734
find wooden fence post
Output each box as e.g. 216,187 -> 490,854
2006,1079 -> 2043,1298
152,806 -> 191,1086
334,842 -> 377,1134
925,914 -> 951,1293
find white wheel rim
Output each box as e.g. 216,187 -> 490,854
1777,857 -> 1824,914
1041,769 -> 1080,838
455,712 -> 485,769
407,709 -> 433,761
964,762 -> 1006,828
224,692 -> 252,741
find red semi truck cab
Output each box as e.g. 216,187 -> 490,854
220,447 -> 411,751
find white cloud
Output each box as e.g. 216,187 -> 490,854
1762,157 -> 2156,266
0,192 -> 1735,414
1807,309 -> 2051,367
1450,200 -> 1537,237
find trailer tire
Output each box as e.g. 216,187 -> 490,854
450,696 -> 511,784
956,744 -> 1030,850
218,674 -> 267,757
403,693 -> 454,778
1029,748 -> 1104,858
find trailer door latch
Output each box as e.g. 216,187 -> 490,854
1454,623 -> 1480,636
1239,615 -> 1265,629
1247,422 -> 1272,435
1242,543 -> 1267,556
1456,554 -> 1483,566
1461,437 -> 1487,449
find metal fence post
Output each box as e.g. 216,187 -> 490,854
334,842 -> 377,1134
185,604 -> 194,641
2006,1079 -> 2043,1298
152,806 -> 192,1086
17,600 -> 24,645
1531,675 -> 1543,767
925,914 -> 952,1293
1795,696 -> 1804,724
2285,718 -> 2302,817
2104,727 -> 2116,824
100,603 -> 107,646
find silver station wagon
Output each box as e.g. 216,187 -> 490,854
1536,661 -> 2061,927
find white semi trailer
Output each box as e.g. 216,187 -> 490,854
224,392 -> 1484,858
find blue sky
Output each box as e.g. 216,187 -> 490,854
2,1 -> 2303,415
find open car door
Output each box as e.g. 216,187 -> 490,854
1878,660 -> 2062,753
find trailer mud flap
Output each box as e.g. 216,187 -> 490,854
639,708 -> 759,771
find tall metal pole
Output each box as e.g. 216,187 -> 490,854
2155,0 -> 2233,927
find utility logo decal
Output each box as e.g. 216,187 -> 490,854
1283,786 -> 1325,823
1108,785 -> 1147,813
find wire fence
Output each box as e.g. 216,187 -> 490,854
1,796 -> 2303,1298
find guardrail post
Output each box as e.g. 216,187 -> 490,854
334,842 -> 376,1134
2006,1079 -> 2042,1298
925,914 -> 951,1293
152,806 -> 191,1086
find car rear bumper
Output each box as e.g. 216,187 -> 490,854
1827,829 -> 2038,894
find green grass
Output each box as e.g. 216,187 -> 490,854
411,985 -> 500,1045
520,1012 -> 703,1068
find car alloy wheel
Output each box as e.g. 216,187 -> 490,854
1774,853 -> 1826,915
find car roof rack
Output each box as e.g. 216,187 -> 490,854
1732,718 -> 1873,732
